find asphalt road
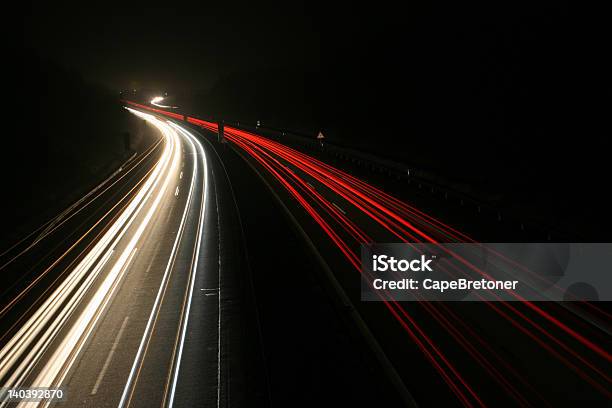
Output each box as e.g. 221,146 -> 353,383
0,110 -> 248,407
1,102 -> 609,408
109,104 -> 612,407
207,125 -> 611,407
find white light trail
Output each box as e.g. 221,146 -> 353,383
117,119 -> 202,408
0,109 -> 183,408
165,122 -> 209,408
150,96 -> 178,109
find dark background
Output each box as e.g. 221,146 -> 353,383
4,1 -> 610,239
0,3 -> 609,407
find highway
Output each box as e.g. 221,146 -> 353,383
0,109 -> 245,407
187,120 -> 611,407
0,101 -> 609,407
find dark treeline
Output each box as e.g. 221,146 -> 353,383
3,52 -> 141,246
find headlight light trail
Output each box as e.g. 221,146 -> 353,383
0,109 -> 184,408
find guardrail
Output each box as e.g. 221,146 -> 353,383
122,100 -> 570,241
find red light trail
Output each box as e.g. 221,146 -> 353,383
126,100 -> 612,407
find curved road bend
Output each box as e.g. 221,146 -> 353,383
0,109 -> 246,408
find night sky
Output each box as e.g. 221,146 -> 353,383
0,5 -> 608,408
21,2 -> 577,93
22,2 -> 325,92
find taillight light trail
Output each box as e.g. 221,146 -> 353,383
127,101 -> 611,406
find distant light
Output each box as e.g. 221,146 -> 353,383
150,95 -> 178,109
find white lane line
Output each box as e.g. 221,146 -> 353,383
180,171 -> 183,179
214,161 -> 223,408
175,186 -> 180,197
31,245 -> 139,408
145,241 -> 162,274
165,208 -> 174,224
5,138 -> 178,397
11,136 -> 169,377
166,123 -> 209,408
3,246 -> 113,403
91,316 -> 130,395
332,202 -> 346,214
117,122 -> 198,408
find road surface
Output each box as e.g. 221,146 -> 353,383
1,102 -> 610,408
197,122 -> 612,407
0,109 -> 246,407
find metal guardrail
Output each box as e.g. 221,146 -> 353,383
125,100 -> 570,241
221,120 -> 569,242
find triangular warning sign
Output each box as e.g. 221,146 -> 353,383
317,131 -> 325,139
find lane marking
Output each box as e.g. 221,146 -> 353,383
91,316 -> 130,395
214,159 -> 223,408
175,187 -> 180,197
165,208 -> 174,224
145,241 -> 163,274
6,247 -> 114,397
179,171 -> 183,179
30,244 -> 138,408
159,129 -> 204,407
332,202 -> 346,214
5,135 -> 173,390
166,123 -> 209,408
118,120 -> 198,408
